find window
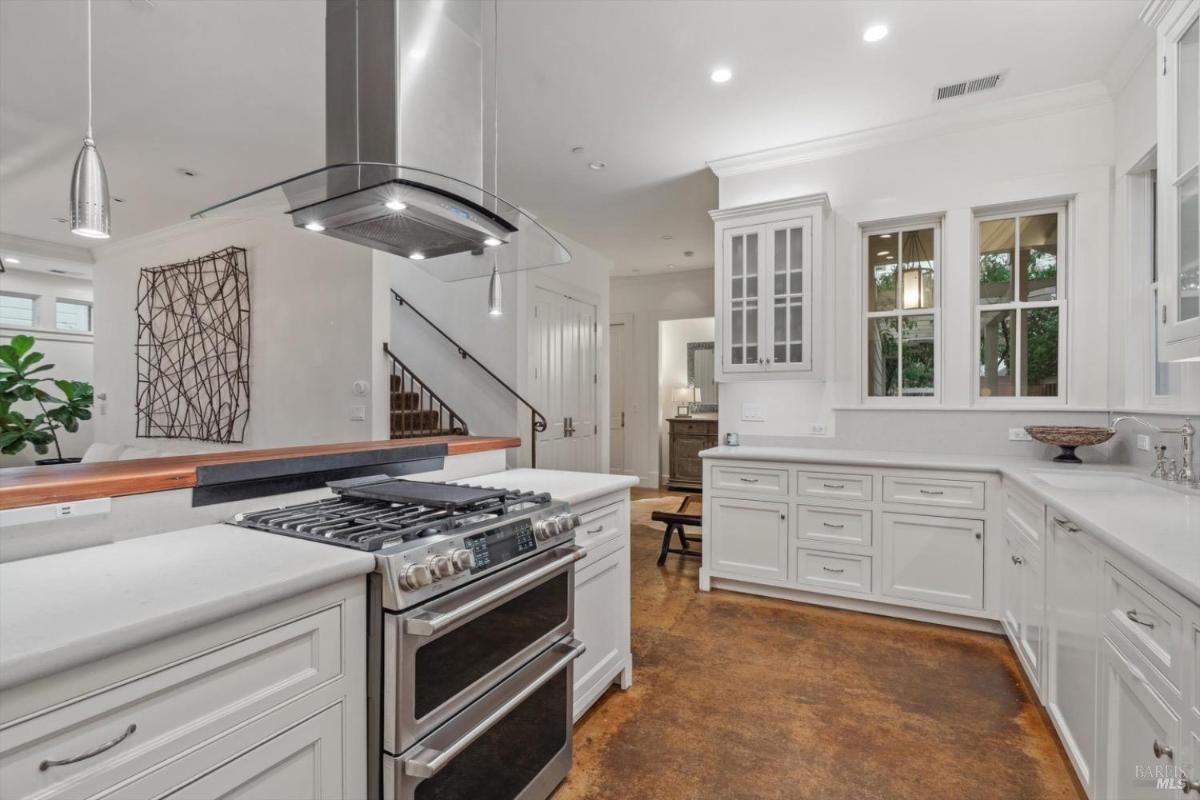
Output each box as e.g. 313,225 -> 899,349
975,205 -> 1065,400
0,292 -> 35,328
864,221 -> 939,399
55,299 -> 93,332
1147,169 -> 1175,399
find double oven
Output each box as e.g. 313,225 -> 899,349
370,543 -> 586,800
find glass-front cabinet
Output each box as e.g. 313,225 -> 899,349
1147,0 -> 1200,360
711,194 -> 828,381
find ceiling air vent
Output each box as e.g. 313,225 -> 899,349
934,71 -> 1006,102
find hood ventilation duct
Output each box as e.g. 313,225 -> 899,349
193,0 -> 569,281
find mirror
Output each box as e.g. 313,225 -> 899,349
687,342 -> 718,412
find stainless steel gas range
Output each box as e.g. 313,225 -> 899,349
234,475 -> 586,800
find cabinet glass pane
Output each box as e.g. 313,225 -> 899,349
867,233 -> 897,311
1179,172 -> 1199,321
901,315 -> 935,396
979,309 -> 1015,397
1179,18 -> 1198,173
1018,214 -> 1058,302
979,218 -> 1015,304
728,232 -> 759,365
769,226 -> 804,364
900,227 -> 935,310
1020,308 -> 1059,397
867,317 -> 898,397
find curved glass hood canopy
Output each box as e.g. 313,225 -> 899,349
192,162 -> 571,282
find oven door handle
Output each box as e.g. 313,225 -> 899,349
405,545 -> 586,637
403,638 -> 586,779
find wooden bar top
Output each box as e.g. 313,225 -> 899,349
0,435 -> 520,510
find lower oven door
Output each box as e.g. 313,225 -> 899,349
385,544 -> 584,754
384,638 -> 584,800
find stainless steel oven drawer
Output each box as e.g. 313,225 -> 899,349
384,545 -> 582,755
384,638 -> 583,800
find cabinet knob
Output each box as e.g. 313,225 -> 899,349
1011,554 -> 1024,565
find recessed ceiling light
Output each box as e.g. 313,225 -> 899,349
863,24 -> 888,43
876,250 -> 890,256
588,160 -> 607,170
385,200 -> 407,211
483,237 -> 502,247
304,222 -> 325,232
409,252 -> 426,260
176,167 -> 197,177
710,66 -> 733,83
3,257 -> 19,264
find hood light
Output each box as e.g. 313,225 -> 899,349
304,222 -> 325,232
385,200 -> 407,211
409,252 -> 426,261
483,237 -> 502,247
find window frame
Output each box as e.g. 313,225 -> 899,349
971,201 -> 1069,406
0,291 -> 38,329
860,215 -> 943,406
54,298 -> 94,333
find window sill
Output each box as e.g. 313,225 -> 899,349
0,324 -> 94,343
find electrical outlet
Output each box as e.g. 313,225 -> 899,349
810,423 -> 828,435
1009,428 -> 1033,442
741,403 -> 765,422
1137,434 -> 1151,451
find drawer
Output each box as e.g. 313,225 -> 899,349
577,501 -> 622,547
793,549 -> 872,594
0,605 -> 343,800
795,470 -> 872,502
671,419 -> 716,435
1004,485 -> 1044,544
794,505 -> 872,548
1105,562 -> 1183,691
711,465 -> 788,496
882,475 -> 985,510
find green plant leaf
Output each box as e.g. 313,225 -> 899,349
9,335 -> 33,356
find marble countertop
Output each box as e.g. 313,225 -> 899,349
702,445 -> 1200,606
0,526 -> 375,690
451,468 -> 639,505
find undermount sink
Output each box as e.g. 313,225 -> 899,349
1028,470 -> 1150,493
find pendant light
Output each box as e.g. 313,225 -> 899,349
485,0 -> 503,315
70,0 -> 111,239
488,261 -> 503,316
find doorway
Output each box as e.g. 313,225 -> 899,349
657,317 -> 716,488
609,313 -> 632,475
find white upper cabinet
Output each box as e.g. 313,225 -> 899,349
711,194 -> 829,381
1147,0 -> 1200,360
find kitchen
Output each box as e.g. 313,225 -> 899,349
1,1 -> 1198,799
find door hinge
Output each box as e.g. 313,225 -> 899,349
593,373 -> 598,384
1163,304 -> 1168,324
1163,55 -> 1168,76
594,424 -> 598,434
593,321 -> 598,333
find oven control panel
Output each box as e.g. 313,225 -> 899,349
463,519 -> 537,573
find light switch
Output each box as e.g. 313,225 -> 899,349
1008,428 -> 1032,442
350,405 -> 366,421
741,403 -> 765,422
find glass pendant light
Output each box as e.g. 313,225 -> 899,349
70,0 -> 110,239
488,262 -> 503,316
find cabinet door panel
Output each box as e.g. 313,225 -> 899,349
573,548 -> 627,719
880,513 -> 984,609
723,226 -> 761,371
1018,539 -> 1046,695
709,498 -> 788,581
765,220 -> 811,369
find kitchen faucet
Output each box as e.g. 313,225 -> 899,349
1109,414 -> 1196,485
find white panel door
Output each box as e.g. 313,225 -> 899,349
530,287 -> 565,470
709,497 -> 788,582
880,513 -> 984,609
608,320 -> 630,474
563,296 -> 598,471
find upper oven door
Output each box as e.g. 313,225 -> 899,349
384,544 -> 584,754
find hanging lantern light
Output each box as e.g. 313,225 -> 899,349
70,0 -> 111,239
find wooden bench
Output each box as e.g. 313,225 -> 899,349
652,494 -> 702,566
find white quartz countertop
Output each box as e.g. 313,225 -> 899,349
702,445 -> 1200,606
0,525 -> 375,690
453,468 -> 639,505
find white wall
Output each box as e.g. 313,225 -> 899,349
658,316 -> 714,475
90,215 -> 383,455
0,268 -> 95,465
611,268 -> 714,484
714,94 -> 1126,459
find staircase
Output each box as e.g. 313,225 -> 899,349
384,344 -> 468,439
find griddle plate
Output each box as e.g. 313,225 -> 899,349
335,478 -> 510,509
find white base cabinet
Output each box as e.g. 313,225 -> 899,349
1001,506 -> 1046,697
709,497 -> 789,582
880,513 -> 984,610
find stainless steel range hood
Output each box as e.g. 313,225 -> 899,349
193,0 -> 569,281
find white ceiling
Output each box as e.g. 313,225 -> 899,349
0,0 -> 1146,278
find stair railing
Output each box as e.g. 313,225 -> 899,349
383,343 -> 469,439
390,290 -> 548,467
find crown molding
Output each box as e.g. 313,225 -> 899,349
1139,0 -> 1175,27
0,233 -> 95,264
706,81 -> 1113,179
709,192 -> 830,221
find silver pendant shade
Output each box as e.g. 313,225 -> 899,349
70,0 -> 110,240
488,262 -> 503,316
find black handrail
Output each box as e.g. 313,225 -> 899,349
390,290 -> 548,467
383,343 -> 469,439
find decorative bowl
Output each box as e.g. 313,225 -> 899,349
1024,425 -> 1115,464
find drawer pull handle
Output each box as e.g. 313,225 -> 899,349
822,522 -> 846,529
821,566 -> 845,573
1052,515 -> 1080,532
739,477 -> 760,483
822,483 -> 845,489
1126,609 -> 1156,630
919,489 -> 944,496
40,724 -> 137,771
586,525 -> 604,534
1011,554 -> 1024,565
1153,740 -> 1174,760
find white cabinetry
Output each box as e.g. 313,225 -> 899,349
1001,487 -> 1047,697
709,496 -> 789,582
880,513 -> 984,610
1145,0 -> 1200,361
710,194 -> 829,381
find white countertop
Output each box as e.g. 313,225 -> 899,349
453,468 -> 639,505
0,525 -> 375,690
702,445 -> 1200,606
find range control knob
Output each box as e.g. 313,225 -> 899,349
554,513 -> 580,532
425,555 -> 453,580
568,513 -> 583,530
398,563 -> 433,591
448,548 -> 475,573
534,518 -> 559,541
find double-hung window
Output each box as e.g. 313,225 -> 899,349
864,221 -> 940,400
0,292 -> 36,328
975,205 -> 1066,401
55,299 -> 93,332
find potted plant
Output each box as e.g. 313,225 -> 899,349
0,334 -> 94,465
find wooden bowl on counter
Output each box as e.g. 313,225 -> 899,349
1024,425 -> 1115,464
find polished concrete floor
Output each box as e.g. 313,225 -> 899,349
553,489 -> 1084,800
